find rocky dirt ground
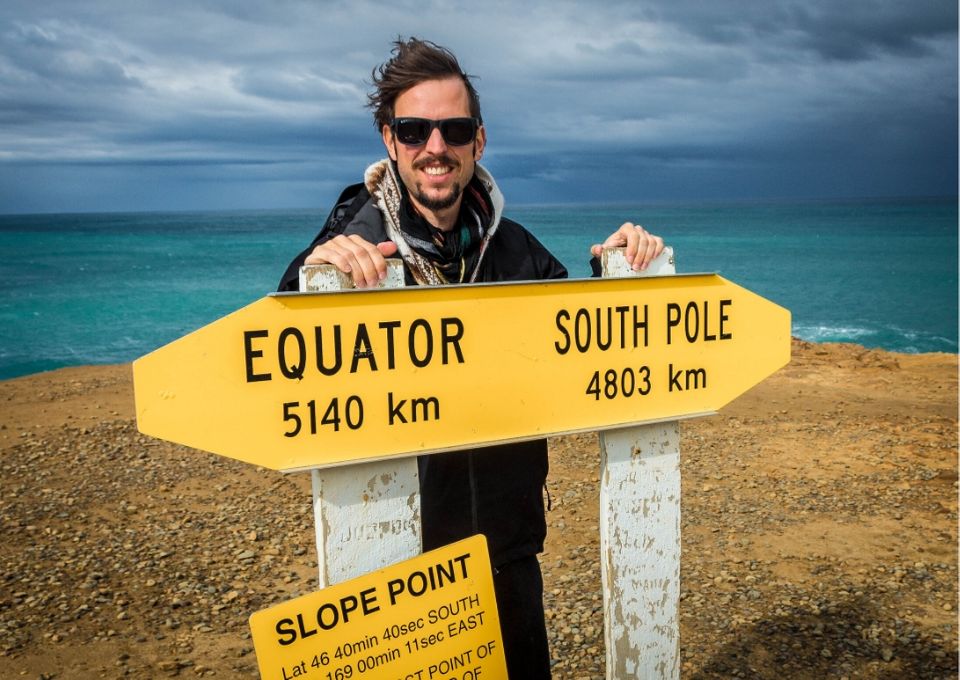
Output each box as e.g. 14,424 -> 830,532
0,340 -> 956,679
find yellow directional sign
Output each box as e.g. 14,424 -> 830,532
133,275 -> 790,471
249,535 -> 506,680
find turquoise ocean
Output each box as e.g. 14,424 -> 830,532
0,197 -> 956,381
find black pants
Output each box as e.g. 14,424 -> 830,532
493,555 -> 551,679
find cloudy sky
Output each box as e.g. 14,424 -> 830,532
0,0 -> 956,213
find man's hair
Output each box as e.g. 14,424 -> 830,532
368,37 -> 481,131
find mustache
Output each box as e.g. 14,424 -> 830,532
412,154 -> 459,171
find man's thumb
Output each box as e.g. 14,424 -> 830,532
378,240 -> 399,257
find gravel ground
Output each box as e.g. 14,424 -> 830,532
0,342 -> 956,679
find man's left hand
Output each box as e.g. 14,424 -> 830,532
590,223 -> 665,271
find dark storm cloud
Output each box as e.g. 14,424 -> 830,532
0,0 -> 955,212
631,0 -> 956,60
1,21 -> 143,88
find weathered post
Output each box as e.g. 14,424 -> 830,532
299,261 -> 421,587
600,246 -> 680,679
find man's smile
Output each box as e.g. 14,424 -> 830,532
415,156 -> 458,181
423,164 -> 453,176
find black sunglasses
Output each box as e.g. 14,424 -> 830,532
390,117 -> 481,146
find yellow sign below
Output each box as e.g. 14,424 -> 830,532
249,535 -> 506,680
133,275 -> 790,471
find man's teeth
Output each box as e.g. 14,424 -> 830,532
424,166 -> 451,176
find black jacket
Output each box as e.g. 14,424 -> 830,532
278,183 -> 568,566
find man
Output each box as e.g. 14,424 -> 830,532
278,38 -> 664,678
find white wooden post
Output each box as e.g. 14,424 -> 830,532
599,246 -> 680,679
299,262 -> 422,587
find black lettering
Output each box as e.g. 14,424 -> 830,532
666,303 -> 681,345
554,310 -> 571,354
441,317 -> 465,364
435,560 -> 456,588
720,299 -> 732,340
596,307 -> 612,351
297,611 -> 318,639
574,308 -> 591,352
316,603 -> 339,630
276,617 -> 297,646
340,595 -> 358,623
359,587 -> 380,615
411,396 -> 440,422
637,365 -> 651,395
388,392 -> 407,425
633,304 -> 649,347
669,364 -> 707,391
379,320 -> 401,369
669,363 -> 682,392
278,327 -> 306,380
704,301 -> 717,341
315,325 -> 342,376
614,306 -> 630,348
688,367 -> 707,390
409,319 -> 433,367
684,301 -> 699,343
387,578 -> 405,605
351,323 -> 377,373
244,330 -> 271,382
452,552 -> 470,578
408,571 -> 428,596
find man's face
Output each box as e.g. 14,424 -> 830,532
382,77 -> 485,231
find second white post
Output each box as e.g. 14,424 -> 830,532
600,247 -> 681,680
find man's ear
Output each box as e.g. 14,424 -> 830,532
474,125 -> 486,161
382,125 -> 398,161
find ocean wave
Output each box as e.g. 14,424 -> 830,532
793,323 -> 958,354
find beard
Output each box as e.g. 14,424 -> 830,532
414,181 -> 462,212
406,152 -> 466,212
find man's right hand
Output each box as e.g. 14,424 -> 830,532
304,235 -> 399,288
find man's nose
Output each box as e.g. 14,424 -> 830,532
423,126 -> 448,154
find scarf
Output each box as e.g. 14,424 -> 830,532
363,159 -> 503,286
